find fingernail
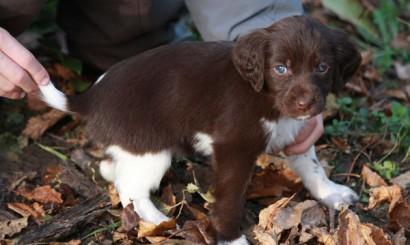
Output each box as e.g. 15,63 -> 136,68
20,92 -> 26,99
40,79 -> 49,86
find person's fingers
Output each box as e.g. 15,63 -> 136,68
0,74 -> 17,93
0,51 -> 37,93
291,117 -> 318,145
284,114 -> 324,155
0,88 -> 25,99
0,28 -> 49,85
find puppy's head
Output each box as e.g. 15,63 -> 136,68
232,16 -> 361,119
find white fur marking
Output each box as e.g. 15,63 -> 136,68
94,72 -> 106,85
101,146 -> 172,224
218,235 -> 249,245
193,132 -> 214,155
39,82 -> 68,111
261,117 -> 305,153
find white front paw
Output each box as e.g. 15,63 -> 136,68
316,181 -> 359,210
218,235 -> 249,245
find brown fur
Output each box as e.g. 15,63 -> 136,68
67,16 -> 361,241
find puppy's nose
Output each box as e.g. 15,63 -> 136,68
296,97 -> 314,111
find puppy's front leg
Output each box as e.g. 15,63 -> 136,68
212,143 -> 259,245
286,146 -> 358,210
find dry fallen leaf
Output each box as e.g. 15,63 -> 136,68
255,196 -> 327,244
180,219 -> 214,244
22,109 -> 66,140
331,137 -> 351,153
160,184 -> 177,215
361,164 -> 387,187
0,217 -> 28,239
137,219 -> 176,238
392,228 -> 406,245
310,227 -> 337,245
121,203 -> 139,232
185,204 -> 208,221
48,63 -> 76,80
17,185 -> 63,204
337,209 -> 392,245
368,185 -> 402,211
247,166 -> 301,200
388,197 -> 410,233
7,202 -> 44,219
368,185 -> 410,233
108,184 -> 120,208
112,231 -> 132,245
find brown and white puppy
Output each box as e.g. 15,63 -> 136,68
39,16 -> 361,244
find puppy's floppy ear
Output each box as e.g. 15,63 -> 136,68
232,30 -> 269,92
330,29 -> 362,92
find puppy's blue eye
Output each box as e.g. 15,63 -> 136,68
316,63 -> 329,73
274,65 -> 288,75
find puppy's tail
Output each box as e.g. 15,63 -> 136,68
39,82 -> 88,115
39,82 -> 70,112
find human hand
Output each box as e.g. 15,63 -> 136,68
0,27 -> 49,99
283,114 -> 324,155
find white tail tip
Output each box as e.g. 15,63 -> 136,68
39,82 -> 68,112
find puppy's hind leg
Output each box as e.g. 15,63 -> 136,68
106,146 -> 172,225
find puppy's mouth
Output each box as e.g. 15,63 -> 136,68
278,101 -> 325,121
295,115 -> 312,121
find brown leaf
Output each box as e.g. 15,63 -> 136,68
7,202 -> 44,219
259,198 -> 322,235
361,165 -> 387,187
32,202 -> 45,218
137,219 -> 176,238
388,197 -> 410,233
337,209 -> 392,245
48,63 -> 76,80
247,166 -> 301,200
310,227 -> 337,245
67,240 -> 81,245
160,184 -> 177,215
180,219 -> 214,244
331,137 -> 351,153
112,232 -> 132,244
17,185 -> 63,204
368,184 -> 410,232
108,184 -> 120,208
121,203 -> 139,232
385,89 -> 409,102
43,165 -> 64,185
22,109 -> 66,140
256,154 -> 274,169
185,204 -> 208,221
252,225 -> 278,245
368,185 -> 402,211
392,228 -> 406,245
0,217 -> 28,239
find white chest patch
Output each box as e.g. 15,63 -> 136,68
193,132 -> 214,155
261,117 -> 306,153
